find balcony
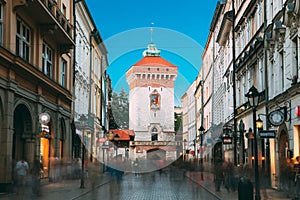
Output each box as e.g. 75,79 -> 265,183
13,0 -> 74,48
129,141 -> 181,147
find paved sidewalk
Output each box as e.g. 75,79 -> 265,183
0,164 -> 112,200
186,171 -> 291,200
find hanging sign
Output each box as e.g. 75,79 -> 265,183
222,136 -> 232,144
295,106 -> 300,117
259,130 -> 276,138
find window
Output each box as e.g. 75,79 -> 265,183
16,17 -> 31,61
292,37 -> 298,83
257,2 -> 263,27
270,60 -> 274,97
62,4 -> 66,16
60,59 -> 66,86
242,75 -> 246,104
151,127 -> 158,141
42,43 -> 53,78
237,80 -> 241,106
246,20 -> 251,44
258,58 -> 264,91
0,4 -> 2,45
279,50 -> 284,91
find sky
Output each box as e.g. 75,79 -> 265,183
85,0 -> 219,106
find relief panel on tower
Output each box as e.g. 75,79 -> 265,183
150,90 -> 160,110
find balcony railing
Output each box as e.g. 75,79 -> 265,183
13,0 -> 74,47
129,141 -> 181,147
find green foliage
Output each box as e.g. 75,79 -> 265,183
174,112 -> 182,132
109,88 -> 129,129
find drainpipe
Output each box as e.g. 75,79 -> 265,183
231,0 -> 238,166
263,0 -> 270,186
89,29 -> 98,162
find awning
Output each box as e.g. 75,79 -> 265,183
109,129 -> 135,141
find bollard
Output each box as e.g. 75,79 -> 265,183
238,177 -> 253,200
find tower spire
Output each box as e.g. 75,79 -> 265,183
150,22 -> 154,43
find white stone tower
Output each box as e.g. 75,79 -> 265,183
126,43 -> 178,161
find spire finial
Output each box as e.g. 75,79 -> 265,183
150,22 -> 154,43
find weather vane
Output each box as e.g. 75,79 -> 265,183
150,22 -> 154,43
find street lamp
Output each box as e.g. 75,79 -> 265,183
198,126 -> 205,180
239,120 -> 245,164
114,134 -> 120,158
256,116 -> 263,130
198,126 -> 205,164
79,114 -> 87,189
183,139 -> 187,161
245,85 -> 261,200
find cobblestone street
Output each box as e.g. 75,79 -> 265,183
0,164 -> 292,200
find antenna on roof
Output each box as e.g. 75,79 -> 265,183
150,22 -> 154,43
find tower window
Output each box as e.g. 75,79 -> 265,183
151,127 -> 158,141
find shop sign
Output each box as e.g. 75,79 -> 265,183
98,137 -> 106,143
259,130 -> 276,138
101,145 -> 109,149
222,136 -> 232,144
295,106 -> 300,117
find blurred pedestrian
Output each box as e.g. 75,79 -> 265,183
133,158 -> 140,176
30,157 -> 41,196
214,161 -> 224,192
280,157 -> 293,198
223,160 -> 231,192
15,158 -> 29,194
294,156 -> 300,199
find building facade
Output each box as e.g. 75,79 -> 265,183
181,81 -> 197,160
126,43 -> 179,170
0,0 -> 74,190
73,0 -> 108,166
190,0 -> 300,190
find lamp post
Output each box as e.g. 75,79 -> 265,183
198,126 -> 205,180
114,134 -> 120,158
79,114 -> 87,189
239,120 -> 245,164
193,138 -> 197,164
245,85 -> 261,200
183,139 -> 187,161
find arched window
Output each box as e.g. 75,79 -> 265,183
151,127 -> 158,141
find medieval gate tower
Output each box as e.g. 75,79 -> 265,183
126,42 -> 179,165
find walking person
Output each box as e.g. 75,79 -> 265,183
133,158 -> 140,176
294,156 -> 300,199
30,157 -> 41,196
15,158 -> 29,194
280,157 -> 293,198
214,160 -> 224,192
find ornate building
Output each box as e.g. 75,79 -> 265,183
192,0 -> 300,191
126,43 -> 179,171
0,0 -> 74,190
73,0 -> 108,166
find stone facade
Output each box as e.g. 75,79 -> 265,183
0,0 -> 74,190
126,43 -> 178,161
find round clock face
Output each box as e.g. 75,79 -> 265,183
268,110 -> 284,126
39,112 -> 50,124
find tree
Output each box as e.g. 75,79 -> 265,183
109,88 -> 129,129
174,112 -> 182,132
